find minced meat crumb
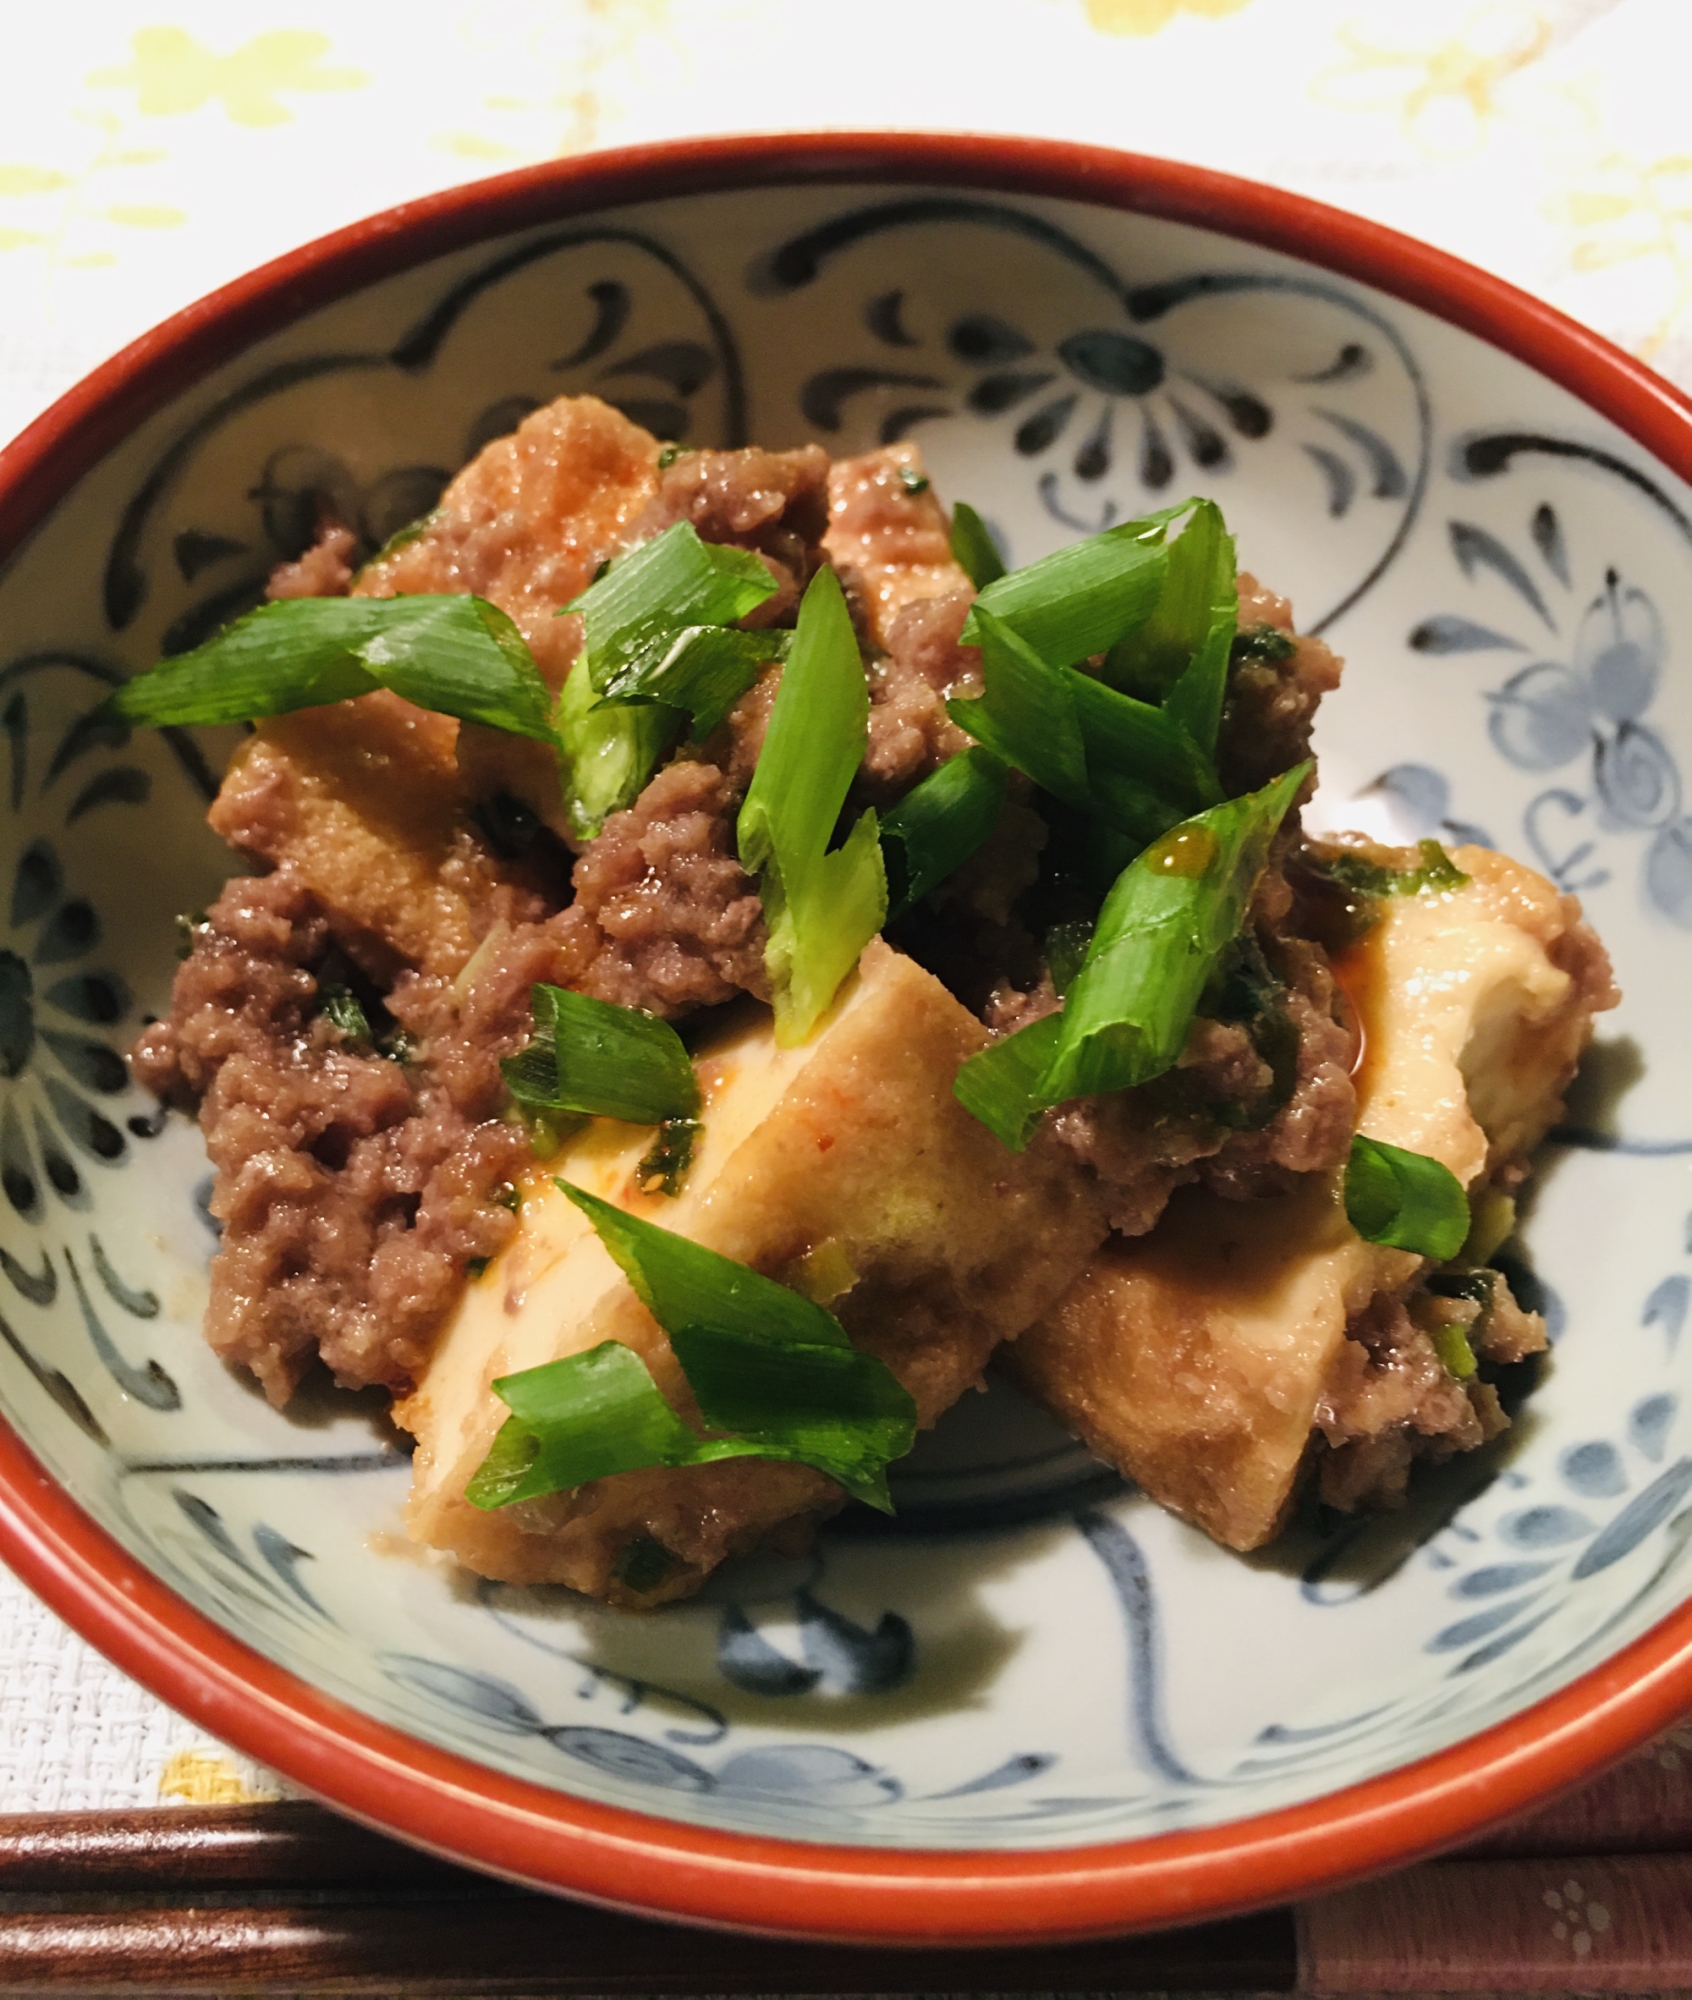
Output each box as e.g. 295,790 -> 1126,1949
134,872 -> 597,1404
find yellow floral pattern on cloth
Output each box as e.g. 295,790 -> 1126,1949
1311,4 -> 1553,158
434,0 -> 676,163
157,1747 -> 282,1806
88,27 -> 368,129
1080,0 -> 1251,35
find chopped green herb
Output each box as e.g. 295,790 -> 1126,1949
501,984 -> 700,1127
738,566 -> 887,1045
1345,1135 -> 1471,1261
1231,623 -> 1297,666
1430,1314 -> 1478,1380
879,745 -> 1007,921
561,1181 -> 846,1351
521,1106 -> 587,1160
320,985 -> 372,1044
174,910 -> 208,962
670,1322 -> 915,1510
554,652 -> 683,839
959,507 -> 1181,671
948,501 -> 1007,590
638,1116 -> 701,1197
613,1534 -> 684,1592
946,607 -> 1090,810
360,509 -> 438,572
464,1184 -> 917,1513
951,1011 -> 1062,1152
1322,838 -> 1471,900
655,443 -> 686,470
947,608 -> 1217,841
109,594 -> 557,741
953,765 -> 1307,1148
897,465 -> 931,495
1103,502 -> 1231,686
1206,935 -> 1298,1131
1064,664 -> 1221,829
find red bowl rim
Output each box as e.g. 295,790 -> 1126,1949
1,130 -> 1689,1947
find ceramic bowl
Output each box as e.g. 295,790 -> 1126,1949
0,134 -> 1689,1945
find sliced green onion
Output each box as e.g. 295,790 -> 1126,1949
1153,505 -> 1238,757
879,746 -> 1007,921
554,522 -> 784,832
948,501 -> 1006,589
596,625 -> 788,738
948,604 -> 1218,840
554,653 -> 683,839
468,1340 -> 709,1506
950,1011 -> 1062,1152
566,522 -> 777,692
637,1117 -> 701,1197
1045,920 -> 1094,998
109,594 -> 557,740
953,764 -> 1307,1147
1430,1315 -> 1479,1380
1344,1135 -> 1471,1260
946,608 -> 1090,810
1040,763 -> 1307,1104
501,985 -> 700,1127
1101,500 -> 1236,742
1323,839 -> 1471,899
464,1183 -> 917,1514
1232,623 -> 1297,666
1065,667 -> 1220,826
737,565 -> 887,1045
958,508 -> 1181,670
561,1180 -> 846,1350
671,1324 -> 914,1510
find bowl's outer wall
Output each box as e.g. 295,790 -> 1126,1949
0,134 -> 1690,1944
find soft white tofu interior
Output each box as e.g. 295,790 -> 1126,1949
1011,847 -> 1607,1551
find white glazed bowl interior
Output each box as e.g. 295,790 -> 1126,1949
1,164 -> 1689,1860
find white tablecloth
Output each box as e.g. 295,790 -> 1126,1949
2,0 -> 1686,1809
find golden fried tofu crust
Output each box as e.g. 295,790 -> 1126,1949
1012,846 -> 1616,1551
824,443 -> 971,650
356,393 -> 661,688
398,942 -> 1110,1605
208,693 -> 473,979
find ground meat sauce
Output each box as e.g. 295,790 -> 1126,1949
570,756 -> 769,1016
138,397 -> 1558,1541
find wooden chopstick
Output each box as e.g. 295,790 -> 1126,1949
0,1713 -> 1684,1997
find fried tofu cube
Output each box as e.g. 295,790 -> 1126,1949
356,393 -> 661,688
824,444 -> 971,649
396,941 -> 1109,1604
208,397 -> 664,970
1010,848 -> 1615,1551
208,693 -> 475,980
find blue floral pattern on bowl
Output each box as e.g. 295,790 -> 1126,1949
0,178 -> 1687,1853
